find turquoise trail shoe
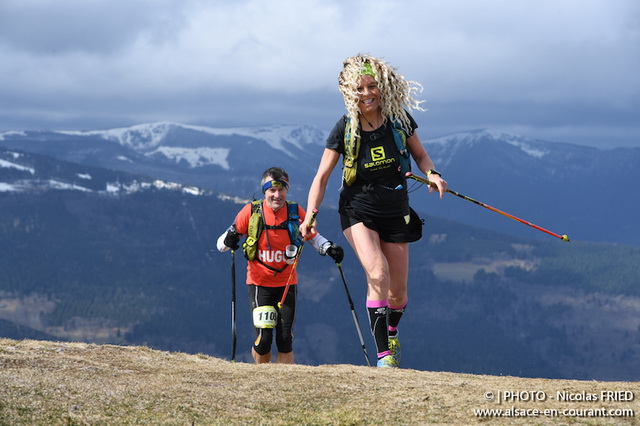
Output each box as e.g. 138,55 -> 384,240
376,354 -> 398,368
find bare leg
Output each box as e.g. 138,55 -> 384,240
252,348 -> 272,364
344,223 -> 392,359
343,223 -> 390,300
275,351 -> 294,364
381,240 -> 409,307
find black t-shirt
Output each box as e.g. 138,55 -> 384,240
326,113 -> 418,217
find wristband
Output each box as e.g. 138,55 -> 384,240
427,169 -> 441,178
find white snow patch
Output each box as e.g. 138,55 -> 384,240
150,146 -> 230,169
46,180 -> 91,192
505,140 -> 548,158
104,179 -> 206,196
218,193 -> 251,205
59,122 -> 174,150
181,186 -> 203,196
105,181 -> 147,194
0,131 -> 27,141
76,173 -> 92,180
146,179 -> 206,195
106,183 -> 121,193
0,159 -> 35,174
0,182 -> 18,192
429,131 -> 479,146
170,123 -> 322,153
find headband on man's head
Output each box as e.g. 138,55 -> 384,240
262,179 -> 289,194
361,62 -> 376,78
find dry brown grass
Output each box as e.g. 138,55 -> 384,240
1,338 -> 638,425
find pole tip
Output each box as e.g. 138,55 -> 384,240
561,234 -> 570,242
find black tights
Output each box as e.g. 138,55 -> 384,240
248,285 -> 296,355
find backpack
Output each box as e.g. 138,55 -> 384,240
242,200 -> 303,270
342,115 -> 411,186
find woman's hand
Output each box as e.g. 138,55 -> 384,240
428,174 -> 447,198
300,220 -> 316,239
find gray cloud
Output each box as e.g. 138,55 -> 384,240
0,0 -> 638,148
0,0 -> 185,54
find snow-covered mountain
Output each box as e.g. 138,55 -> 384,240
57,122 -> 325,161
427,128 -> 602,173
1,123 -> 639,245
0,146 -> 210,197
429,129 -> 553,168
420,129 -> 640,245
0,122 -> 327,199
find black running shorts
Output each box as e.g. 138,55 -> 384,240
339,201 -> 423,243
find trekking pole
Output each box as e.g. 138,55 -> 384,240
277,209 -> 318,309
336,262 -> 371,366
406,172 -> 570,242
230,250 -> 237,361
231,249 -> 236,362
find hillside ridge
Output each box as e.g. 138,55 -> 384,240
1,339 -> 637,424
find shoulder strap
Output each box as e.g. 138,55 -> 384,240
286,201 -> 303,247
242,200 -> 263,261
342,116 -> 359,186
390,121 -> 411,175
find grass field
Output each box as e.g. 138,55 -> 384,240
1,338 -> 638,425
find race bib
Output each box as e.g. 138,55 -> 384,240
253,305 -> 278,329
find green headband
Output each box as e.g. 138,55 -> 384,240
361,62 -> 376,78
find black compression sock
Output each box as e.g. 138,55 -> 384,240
388,301 -> 407,338
367,302 -> 389,357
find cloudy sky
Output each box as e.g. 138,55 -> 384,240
1,0 -> 638,148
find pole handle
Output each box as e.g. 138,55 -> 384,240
277,209 -> 318,309
306,209 -> 318,232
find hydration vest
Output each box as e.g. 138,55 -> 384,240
242,200 -> 303,272
342,115 -> 411,186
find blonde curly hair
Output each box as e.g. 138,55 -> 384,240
338,54 -> 425,140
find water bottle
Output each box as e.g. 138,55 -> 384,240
285,244 -> 297,264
